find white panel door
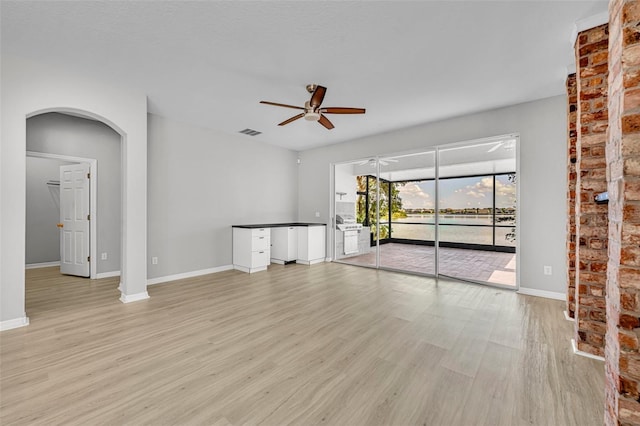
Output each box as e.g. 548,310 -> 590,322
60,164 -> 90,277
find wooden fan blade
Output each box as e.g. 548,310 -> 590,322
318,114 -> 334,130
260,101 -> 305,110
278,113 -> 305,126
320,107 -> 366,114
310,85 -> 327,108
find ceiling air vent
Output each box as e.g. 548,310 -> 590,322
239,128 -> 262,136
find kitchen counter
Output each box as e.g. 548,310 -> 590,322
232,223 -> 326,273
232,222 -> 326,229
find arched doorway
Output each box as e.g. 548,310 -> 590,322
0,57 -> 149,331
25,111 -> 122,280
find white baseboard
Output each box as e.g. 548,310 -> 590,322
96,270 -> 120,279
564,310 -> 575,321
296,258 -> 325,266
517,287 -> 565,301
233,265 -> 266,274
325,257 -> 333,262
571,338 -> 605,362
25,261 -> 60,269
0,316 -> 30,331
148,264 -> 234,285
119,291 -> 150,304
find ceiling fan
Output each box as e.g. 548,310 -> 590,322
355,158 -> 399,167
487,139 -> 516,153
260,84 -> 365,130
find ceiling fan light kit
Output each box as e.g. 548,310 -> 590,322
304,111 -> 321,121
260,84 -> 365,130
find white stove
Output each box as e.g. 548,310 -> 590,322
336,223 -> 363,231
336,215 -> 363,254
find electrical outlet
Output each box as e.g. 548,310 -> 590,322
152,257 -> 158,265
544,265 -> 552,275
315,211 -> 320,218
101,252 -> 108,260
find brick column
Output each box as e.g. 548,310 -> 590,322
575,23 -> 609,357
567,73 -> 578,319
605,1 -> 640,424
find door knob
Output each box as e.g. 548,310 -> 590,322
57,223 -> 64,228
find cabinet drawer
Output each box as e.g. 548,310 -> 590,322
251,228 -> 270,238
252,235 -> 270,250
251,249 -> 270,267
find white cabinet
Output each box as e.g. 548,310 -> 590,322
297,226 -> 326,265
359,226 -> 371,254
233,224 -> 326,273
233,227 -> 271,273
271,226 -> 298,264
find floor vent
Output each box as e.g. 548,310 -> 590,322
239,128 -> 262,136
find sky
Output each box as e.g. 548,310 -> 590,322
397,175 -> 516,210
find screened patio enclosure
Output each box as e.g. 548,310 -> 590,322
332,136 -> 518,288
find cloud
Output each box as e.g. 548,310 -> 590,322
466,190 -> 486,198
472,177 -> 494,192
398,183 -> 433,208
495,179 -> 516,196
461,177 -> 515,198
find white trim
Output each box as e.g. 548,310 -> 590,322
570,11 -> 609,47
96,270 -> 120,279
296,258 -> 325,266
148,265 -> 234,285
26,151 -> 99,280
119,291 -> 150,303
25,261 -> 60,269
517,287 -> 565,301
564,310 -> 575,322
0,316 -> 30,331
233,265 -> 266,274
325,257 -> 332,262
514,135 -> 520,291
571,338 -> 605,362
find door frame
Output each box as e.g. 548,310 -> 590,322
27,151 -> 98,279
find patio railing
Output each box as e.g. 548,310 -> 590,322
371,221 -> 516,253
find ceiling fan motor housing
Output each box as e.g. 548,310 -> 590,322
304,111 -> 321,121
303,100 -> 320,121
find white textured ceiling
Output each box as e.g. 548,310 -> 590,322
1,1 -> 607,151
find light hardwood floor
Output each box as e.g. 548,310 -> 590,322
1,264 -> 604,425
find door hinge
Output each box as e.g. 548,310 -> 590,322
87,172 -> 90,179
87,214 -> 90,221
87,256 -> 91,262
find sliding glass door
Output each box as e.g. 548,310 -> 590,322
334,160 -> 376,268
378,152 -> 436,275
332,135 -> 517,288
437,139 -> 517,287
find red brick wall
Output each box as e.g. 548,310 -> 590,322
575,24 -> 610,357
605,1 -> 640,424
567,73 -> 578,319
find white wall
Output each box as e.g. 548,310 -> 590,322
334,162 -> 358,203
27,113 -> 122,274
147,113 -> 299,279
298,95 -> 568,295
25,156 -> 72,264
1,55 -> 147,326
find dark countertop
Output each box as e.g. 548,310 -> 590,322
232,222 -> 326,229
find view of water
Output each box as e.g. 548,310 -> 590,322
387,214 -> 516,247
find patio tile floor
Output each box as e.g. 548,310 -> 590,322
337,242 -> 516,287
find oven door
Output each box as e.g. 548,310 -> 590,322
344,230 -> 359,255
